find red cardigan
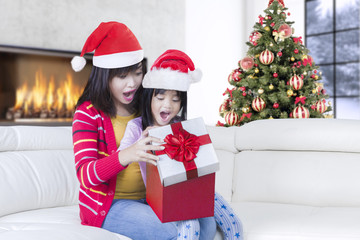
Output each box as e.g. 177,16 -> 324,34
72,101 -> 128,227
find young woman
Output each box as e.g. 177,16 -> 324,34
118,49 -> 244,240
72,22 -> 178,240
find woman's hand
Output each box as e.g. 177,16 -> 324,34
118,135 -> 164,167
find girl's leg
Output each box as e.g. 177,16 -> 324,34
198,216 -> 216,240
214,192 -> 243,240
102,199 -> 177,240
176,219 -> 200,240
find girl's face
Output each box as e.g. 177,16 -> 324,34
151,90 -> 181,126
109,68 -> 143,115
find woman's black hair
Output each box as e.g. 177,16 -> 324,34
141,88 -> 187,130
75,58 -> 147,117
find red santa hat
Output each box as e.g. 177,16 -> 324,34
71,21 -> 144,72
142,49 -> 202,91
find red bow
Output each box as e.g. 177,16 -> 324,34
223,88 -> 234,98
240,113 -> 252,121
216,121 -> 225,127
295,96 -> 306,105
258,15 -> 264,25
293,37 -> 303,44
268,0 -> 285,8
156,122 -> 212,180
302,58 -> 313,66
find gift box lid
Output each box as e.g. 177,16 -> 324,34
148,117 -> 219,187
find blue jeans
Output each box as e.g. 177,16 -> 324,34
102,198 -> 216,240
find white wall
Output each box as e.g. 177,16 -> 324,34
186,0 -> 305,125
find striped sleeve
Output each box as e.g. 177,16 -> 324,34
72,103 -> 125,189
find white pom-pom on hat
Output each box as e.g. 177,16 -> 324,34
190,68 -> 202,83
71,56 -> 86,72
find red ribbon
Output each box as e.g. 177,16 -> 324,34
258,15 -> 264,25
223,88 -> 234,98
302,58 -> 313,66
240,113 -> 252,121
293,37 -> 303,44
268,0 -> 285,7
295,96 -> 307,105
155,122 -> 212,180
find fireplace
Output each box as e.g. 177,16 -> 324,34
0,45 -> 92,126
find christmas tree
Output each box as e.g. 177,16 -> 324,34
218,0 -> 332,127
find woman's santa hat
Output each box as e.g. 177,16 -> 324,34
71,21 -> 144,72
142,49 -> 202,92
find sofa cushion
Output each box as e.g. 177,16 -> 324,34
236,119 -> 360,153
0,205 -> 131,240
232,202 -> 360,240
232,151 -> 360,207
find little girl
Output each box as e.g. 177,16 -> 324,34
119,49 -> 243,240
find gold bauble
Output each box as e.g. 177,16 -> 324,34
264,26 -> 270,32
328,101 -> 332,106
269,43 -> 274,47
269,84 -> 274,90
255,54 -> 260,58
301,55 -> 308,60
312,89 -> 317,94
290,57 -> 295,61
269,116 -> 274,119
255,68 -> 259,73
258,88 -> 264,94
287,89 -> 293,96
314,75 -> 319,80
242,107 -> 249,113
319,71 -> 322,75
303,71 -> 307,76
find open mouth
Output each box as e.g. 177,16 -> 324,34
160,111 -> 171,121
123,89 -> 136,101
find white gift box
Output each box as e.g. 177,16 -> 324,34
148,117 -> 220,187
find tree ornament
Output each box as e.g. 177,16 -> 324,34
219,102 -> 227,113
224,110 -> 239,126
273,103 -> 279,108
232,69 -> 242,82
264,26 -> 270,32
227,73 -> 233,83
252,97 -> 266,112
259,49 -> 274,65
277,51 -> 283,57
277,9 -> 282,14
249,31 -> 262,45
315,99 -> 327,114
240,57 -> 255,71
255,68 -> 260,73
242,107 -> 249,113
269,43 -> 274,47
312,89 -> 317,94
273,72 -> 278,78
269,84 -> 274,90
278,24 -> 292,38
293,105 -> 310,118
294,49 -> 299,54
268,0 -> 285,8
289,74 -> 304,90
287,89 -> 293,96
273,30 -> 286,42
258,88 -> 264,94
242,92 -> 247,96
290,57 -> 295,61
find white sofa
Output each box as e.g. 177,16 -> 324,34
1,119 -> 360,240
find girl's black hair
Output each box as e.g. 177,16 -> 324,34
75,58 -> 147,117
141,88 -> 187,130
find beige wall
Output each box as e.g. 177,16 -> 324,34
0,0 -> 185,65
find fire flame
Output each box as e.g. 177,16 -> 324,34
13,69 -> 82,118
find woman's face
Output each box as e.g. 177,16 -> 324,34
109,68 -> 143,115
151,90 -> 181,126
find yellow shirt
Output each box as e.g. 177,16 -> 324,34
111,114 -> 146,200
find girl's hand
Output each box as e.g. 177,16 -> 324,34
118,136 -> 164,167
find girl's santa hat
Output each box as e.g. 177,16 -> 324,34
71,21 -> 144,72
142,49 -> 202,91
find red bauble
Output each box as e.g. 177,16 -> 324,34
273,73 -> 278,78
289,74 -> 304,90
278,24 -> 292,38
259,49 -> 274,65
240,57 -> 255,71
293,105 -> 310,118
252,97 -> 266,112
224,111 -> 239,126
249,32 -> 262,45
273,103 -> 279,108
232,70 -> 242,82
294,49 -> 299,54
242,92 -> 247,96
277,51 -> 283,57
315,100 -> 327,114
